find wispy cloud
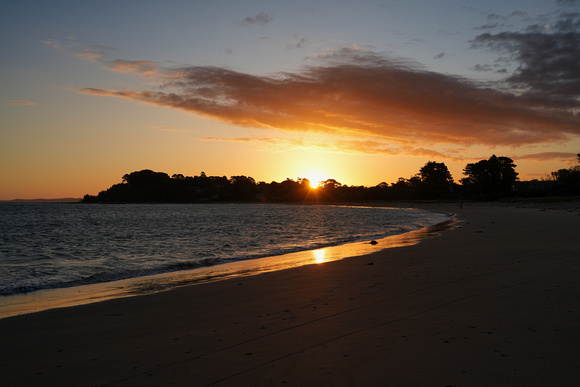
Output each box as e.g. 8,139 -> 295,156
76,44 -> 115,62
44,37 -> 115,63
203,136 -> 577,164
107,60 -> 165,79
287,36 -> 308,49
515,152 -> 578,162
236,12 -> 274,26
201,136 -> 473,162
150,125 -> 191,132
9,100 -> 36,106
77,51 -> 103,62
42,37 -> 77,51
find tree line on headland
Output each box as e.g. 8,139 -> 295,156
82,154 -> 580,203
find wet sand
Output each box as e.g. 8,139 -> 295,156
1,203 -> 580,386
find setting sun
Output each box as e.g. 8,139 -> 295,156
303,169 -> 328,189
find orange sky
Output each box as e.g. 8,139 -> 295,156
1,1 -> 579,199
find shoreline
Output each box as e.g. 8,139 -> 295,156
2,203 -> 580,385
0,208 -> 455,319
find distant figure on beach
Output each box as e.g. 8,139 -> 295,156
459,202 -> 463,209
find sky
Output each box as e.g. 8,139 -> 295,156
1,0 -> 580,199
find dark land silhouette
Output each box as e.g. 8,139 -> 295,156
82,154 -> 580,203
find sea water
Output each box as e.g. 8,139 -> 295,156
0,203 -> 449,297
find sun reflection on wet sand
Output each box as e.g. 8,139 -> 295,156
313,249 -> 326,264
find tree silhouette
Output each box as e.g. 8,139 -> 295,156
122,170 -> 171,186
550,153 -> 580,195
461,155 -> 518,195
320,179 -> 342,190
81,154 -> 545,204
229,175 -> 257,201
418,161 -> 454,198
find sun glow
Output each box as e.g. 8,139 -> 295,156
304,169 -> 328,189
309,180 -> 321,189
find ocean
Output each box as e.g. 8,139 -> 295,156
0,203 -> 450,316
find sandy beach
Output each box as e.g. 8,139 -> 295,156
1,203 -> 580,386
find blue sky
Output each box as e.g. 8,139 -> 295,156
1,0 -> 579,199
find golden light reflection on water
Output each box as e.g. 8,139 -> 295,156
313,249 -> 326,264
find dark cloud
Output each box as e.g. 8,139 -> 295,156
553,11 -> 580,31
236,12 -> 274,26
471,12 -> 580,100
474,10 -> 532,31
80,48 -> 580,149
472,64 -> 507,73
433,52 -> 445,59
474,23 -> 500,30
510,10 -> 529,18
555,0 -> 580,6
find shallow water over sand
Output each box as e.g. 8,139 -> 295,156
0,219 -> 456,318
0,203 -> 451,317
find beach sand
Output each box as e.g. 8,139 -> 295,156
1,203 -> 579,386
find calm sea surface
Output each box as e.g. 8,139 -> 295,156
0,203 -> 449,296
